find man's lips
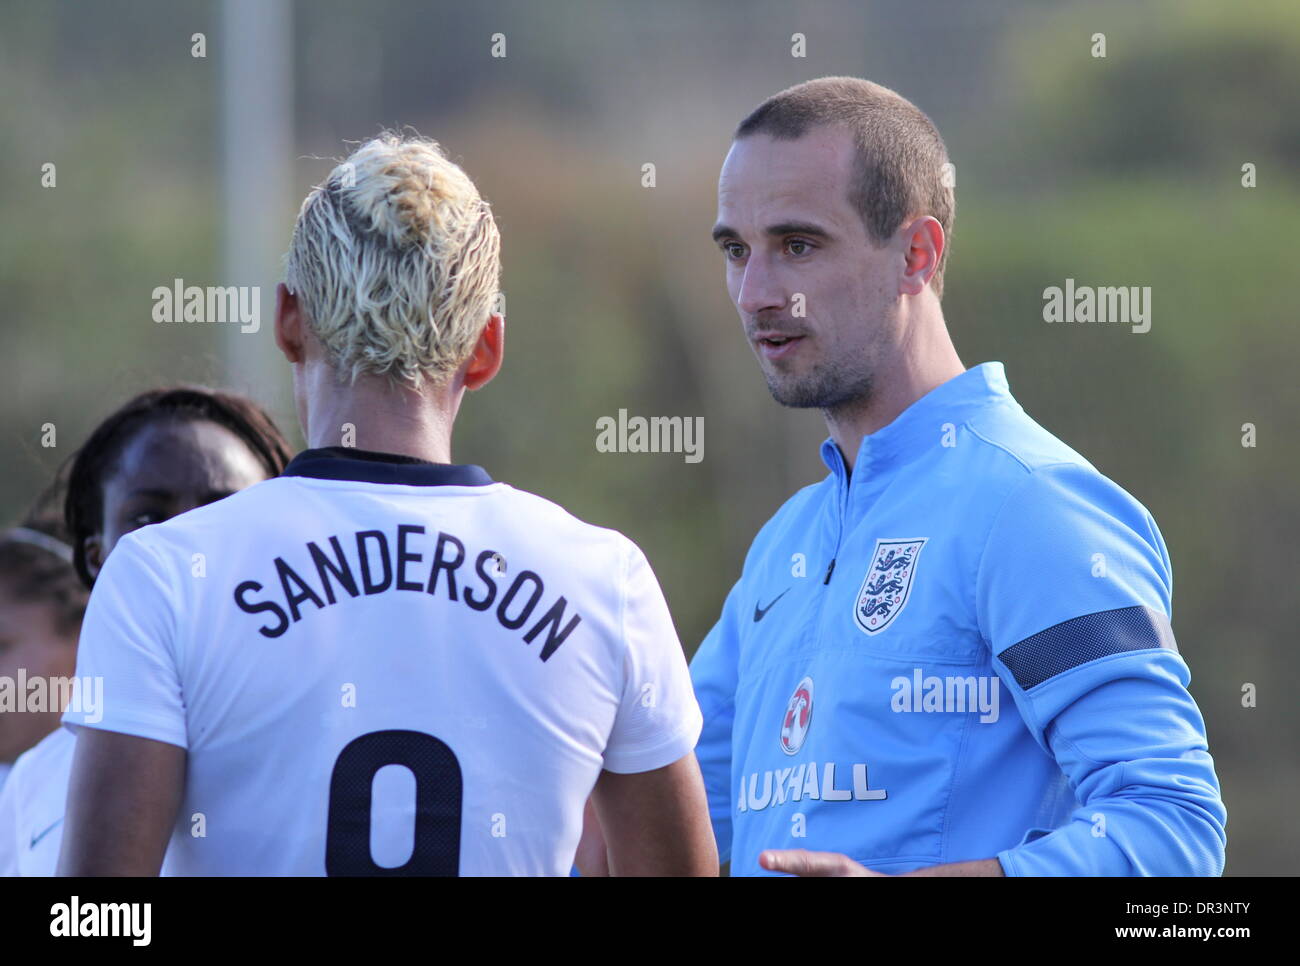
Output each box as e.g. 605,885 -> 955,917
753,332 -> 806,361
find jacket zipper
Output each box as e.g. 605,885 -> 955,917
824,449 -> 851,585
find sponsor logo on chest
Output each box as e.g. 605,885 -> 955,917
780,676 -> 814,755
739,675 -> 887,814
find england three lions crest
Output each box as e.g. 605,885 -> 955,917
854,538 -> 928,635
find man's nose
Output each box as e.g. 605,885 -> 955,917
736,256 -> 787,317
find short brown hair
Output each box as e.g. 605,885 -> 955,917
735,77 -> 955,299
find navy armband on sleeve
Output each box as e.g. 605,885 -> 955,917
997,605 -> 1178,690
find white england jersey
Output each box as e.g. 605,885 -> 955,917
63,447 -> 702,876
0,727 -> 73,876
0,758 -> 20,873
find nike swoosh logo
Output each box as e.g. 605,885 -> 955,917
753,589 -> 790,622
29,816 -> 63,850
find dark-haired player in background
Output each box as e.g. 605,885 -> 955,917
0,387 -> 291,875
64,387 -> 293,588
0,509 -> 85,878
0,493 -> 85,795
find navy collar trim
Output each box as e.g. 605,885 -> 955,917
282,447 -> 494,487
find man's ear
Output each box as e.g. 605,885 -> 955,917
83,535 -> 104,582
275,283 -> 305,364
463,314 -> 505,392
899,216 -> 945,297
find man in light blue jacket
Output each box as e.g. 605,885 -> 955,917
692,76 -> 1226,877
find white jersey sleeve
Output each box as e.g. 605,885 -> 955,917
62,533 -> 187,749
601,541 -> 703,774
0,762 -> 17,876
0,726 -> 78,876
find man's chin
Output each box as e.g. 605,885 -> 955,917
765,378 -> 829,410
764,373 -> 871,412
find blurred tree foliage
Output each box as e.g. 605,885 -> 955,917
0,0 -> 1294,873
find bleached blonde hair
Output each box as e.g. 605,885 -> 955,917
284,131 -> 501,388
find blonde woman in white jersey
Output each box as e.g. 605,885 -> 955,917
59,132 -> 716,877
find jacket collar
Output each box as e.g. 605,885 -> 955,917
820,362 -> 1016,478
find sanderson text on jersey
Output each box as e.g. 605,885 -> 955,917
232,523 -> 582,660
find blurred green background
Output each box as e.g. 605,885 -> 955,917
1,0 -> 1295,874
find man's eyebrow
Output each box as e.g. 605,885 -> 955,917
765,221 -> 832,240
710,221 -> 833,243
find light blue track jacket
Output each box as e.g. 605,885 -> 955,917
690,362 -> 1226,876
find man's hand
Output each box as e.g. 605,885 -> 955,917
760,849 -> 1004,877
759,849 -> 885,876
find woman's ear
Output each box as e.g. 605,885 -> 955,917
463,314 -> 505,392
83,535 -> 104,581
275,283 -> 306,364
